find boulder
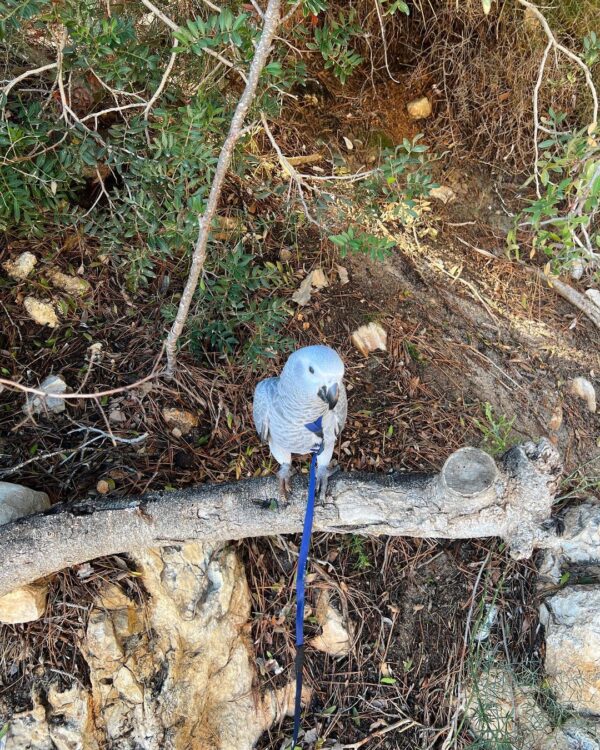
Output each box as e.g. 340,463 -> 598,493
540,586 -> 600,714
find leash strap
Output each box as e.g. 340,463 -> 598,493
292,419 -> 323,748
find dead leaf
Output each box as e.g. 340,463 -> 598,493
342,136 -> 354,151
429,185 -> 456,205
292,272 -> 315,306
310,590 -> 353,656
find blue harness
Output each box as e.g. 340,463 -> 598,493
292,415 -> 323,748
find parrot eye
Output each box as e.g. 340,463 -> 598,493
309,366 -> 315,374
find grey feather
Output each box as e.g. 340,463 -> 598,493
253,376 -> 278,443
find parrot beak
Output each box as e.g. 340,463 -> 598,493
318,383 -> 339,410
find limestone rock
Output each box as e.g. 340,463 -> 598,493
351,321 -> 387,357
540,586 -> 600,714
24,374 -> 68,415
2,543 -> 299,749
430,185 -> 456,204
4,684 -> 99,750
0,481 -> 50,526
46,268 -> 91,297
23,297 -> 59,328
466,662 -> 557,748
539,503 -> 600,584
407,96 -> 432,120
0,582 -> 48,624
161,407 -> 199,436
2,251 -> 37,281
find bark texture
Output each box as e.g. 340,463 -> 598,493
0,439 -> 562,596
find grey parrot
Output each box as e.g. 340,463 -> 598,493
253,345 -> 347,500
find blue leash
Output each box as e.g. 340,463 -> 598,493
292,419 -> 323,748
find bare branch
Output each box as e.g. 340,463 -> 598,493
0,440 -> 562,597
1,62 -> 58,105
164,0 -> 283,376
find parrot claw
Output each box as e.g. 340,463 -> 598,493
278,463 -> 293,504
315,463 -> 339,502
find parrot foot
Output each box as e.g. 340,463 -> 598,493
315,462 -> 340,502
278,463 -> 293,503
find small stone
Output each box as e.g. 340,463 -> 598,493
162,408 -> 199,436
309,590 -> 352,656
2,251 -> 37,281
0,481 -> 50,526
279,247 -> 293,262
407,96 -> 432,120
337,265 -> 349,285
23,296 -> 59,327
430,185 -> 456,204
96,480 -> 110,495
0,582 -> 48,624
24,374 -> 68,415
351,322 -> 388,357
172,427 -> 183,439
568,377 -> 597,413
46,268 -> 91,297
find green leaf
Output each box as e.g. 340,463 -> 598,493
380,676 -> 397,685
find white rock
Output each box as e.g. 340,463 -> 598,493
310,590 -> 352,656
23,296 -> 59,327
2,251 -> 37,281
24,374 -> 68,415
407,96 -> 432,120
337,265 -> 349,285
46,268 -> 91,297
586,289 -> 600,310
539,503 -> 600,584
568,377 -> 597,413
540,586 -> 600,714
0,481 -> 50,525
0,582 -> 48,624
351,321 -> 388,357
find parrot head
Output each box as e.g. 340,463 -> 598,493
281,345 -> 344,410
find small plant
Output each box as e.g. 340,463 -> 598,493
474,402 -> 516,455
510,109 -> 600,278
306,10 -> 363,83
349,534 -> 371,570
583,31 -> 600,67
329,228 -> 396,261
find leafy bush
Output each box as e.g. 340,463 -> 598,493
509,109 -> 600,278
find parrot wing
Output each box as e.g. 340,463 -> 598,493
252,376 -> 279,444
333,381 -> 348,437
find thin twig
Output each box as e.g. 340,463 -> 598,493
373,0 -> 400,84
1,62 -> 58,105
144,39 -> 179,117
164,0 -> 283,376
518,0 -> 598,129
341,718 -> 421,749
0,370 -> 162,401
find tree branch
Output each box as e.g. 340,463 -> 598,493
0,440 -> 562,597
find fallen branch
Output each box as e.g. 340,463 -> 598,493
0,440 -> 562,597
163,0 -> 282,376
533,268 -> 600,329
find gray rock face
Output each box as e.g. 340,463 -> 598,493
0,482 -> 50,526
540,586 -> 600,715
